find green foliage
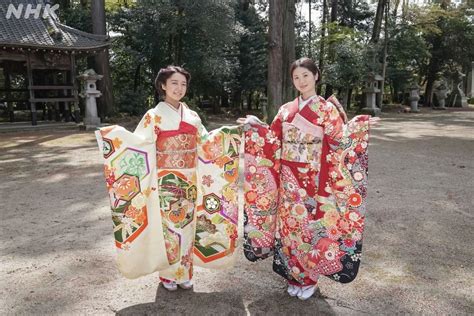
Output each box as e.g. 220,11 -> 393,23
387,2 -> 474,96
56,0 -> 473,113
233,3 -> 268,94
57,3 -> 92,33
114,90 -> 151,115
106,0 -> 245,113
323,27 -> 367,89
387,22 -> 430,92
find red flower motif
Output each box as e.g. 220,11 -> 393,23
230,232 -> 238,241
285,217 -> 300,231
349,155 -> 358,164
245,190 -> 257,203
106,173 -> 115,187
348,193 -> 362,207
343,238 -> 356,248
336,218 -> 354,235
327,226 -> 341,240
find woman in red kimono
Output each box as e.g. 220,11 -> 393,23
239,58 -> 378,300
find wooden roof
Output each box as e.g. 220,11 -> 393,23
0,0 -> 109,52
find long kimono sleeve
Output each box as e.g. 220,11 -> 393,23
95,110 -> 170,279
315,96 -> 371,283
243,111 -> 283,261
193,121 -> 243,269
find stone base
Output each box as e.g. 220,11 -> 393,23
409,103 -> 420,113
458,97 -> 468,108
78,124 -> 99,131
82,117 -> 101,130
79,119 -> 101,131
360,107 -> 381,116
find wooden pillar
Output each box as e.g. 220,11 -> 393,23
53,72 -> 60,122
70,54 -> 80,123
26,54 -> 37,126
3,64 -> 14,122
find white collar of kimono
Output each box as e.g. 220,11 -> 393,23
163,101 -> 182,114
298,94 -> 317,110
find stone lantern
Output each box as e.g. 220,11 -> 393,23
78,69 -> 103,129
361,73 -> 382,116
408,83 -> 421,113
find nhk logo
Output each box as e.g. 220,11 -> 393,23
5,3 -> 59,20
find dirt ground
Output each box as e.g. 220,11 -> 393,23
0,109 -> 473,315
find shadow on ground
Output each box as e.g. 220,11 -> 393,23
117,286 -> 337,315
1,111 -> 473,314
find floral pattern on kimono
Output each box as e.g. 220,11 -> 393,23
243,95 -> 371,285
96,102 -> 242,280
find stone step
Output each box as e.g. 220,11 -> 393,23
0,121 -> 79,133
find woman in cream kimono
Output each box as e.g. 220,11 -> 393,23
239,58 -> 379,300
96,66 -> 242,291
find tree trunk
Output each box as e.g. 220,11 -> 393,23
317,0 -> 328,96
92,0 -> 115,118
308,0 -> 312,58
347,88 -> 353,109
233,90 -> 242,112
282,0 -> 296,103
371,0 -> 387,44
325,0 -> 338,98
392,0 -> 401,18
247,91 -> 253,110
342,88 -> 350,110
267,0 -> 284,121
423,0 -> 448,107
425,80 -> 435,107
378,0 -> 390,108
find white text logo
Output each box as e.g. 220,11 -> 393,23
6,3 -> 59,20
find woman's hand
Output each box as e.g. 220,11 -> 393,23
236,115 -> 266,126
369,117 -> 381,127
236,117 -> 246,125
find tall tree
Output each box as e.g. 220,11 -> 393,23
371,0 -> 388,43
233,1 -> 267,111
324,0 -> 338,98
423,0 -> 449,107
108,0 -> 239,114
92,0 -> 115,117
379,0 -> 390,106
368,0 -> 388,108
267,0 -> 284,120
268,0 -> 296,120
282,0 -> 296,103
317,0 -> 328,95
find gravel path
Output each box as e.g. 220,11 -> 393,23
1,109 -> 473,315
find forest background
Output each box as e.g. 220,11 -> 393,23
56,0 -> 474,121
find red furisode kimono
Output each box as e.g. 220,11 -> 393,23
243,95 -> 371,286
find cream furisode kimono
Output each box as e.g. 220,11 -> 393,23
96,102 -> 242,281
243,95 -> 371,286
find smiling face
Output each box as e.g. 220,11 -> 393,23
162,72 -> 188,103
292,66 -> 318,96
